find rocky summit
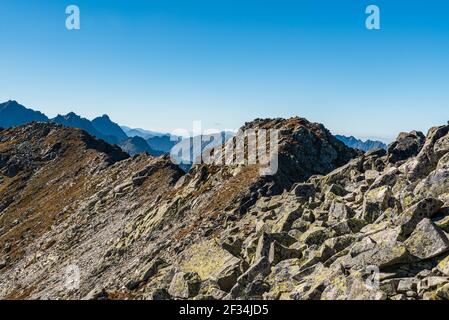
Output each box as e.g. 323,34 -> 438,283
1,118 -> 449,301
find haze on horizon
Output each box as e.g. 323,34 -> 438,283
1,0 -> 449,142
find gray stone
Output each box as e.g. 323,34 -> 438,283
168,272 -> 202,299
214,256 -> 242,292
268,241 -> 302,265
328,202 -> 354,225
300,226 -> 329,246
325,184 -> 348,197
148,288 -> 171,300
437,255 -> 449,276
387,131 -> 425,164
291,183 -> 315,201
397,278 -> 416,293
398,198 -> 444,237
404,218 -> 449,260
227,257 -> 271,299
436,283 -> 449,300
82,287 -> 108,300
272,204 -> 303,233
346,239 -> 413,269
361,186 -> 393,223
141,258 -> 167,282
255,233 -> 272,261
418,276 -> 449,294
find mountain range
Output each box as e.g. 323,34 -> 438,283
119,136 -> 164,157
0,100 -> 166,157
120,126 -> 166,139
336,135 -> 387,152
0,100 -> 48,127
0,101 -> 387,159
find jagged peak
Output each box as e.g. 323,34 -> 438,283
93,114 -> 112,121
53,112 -> 82,121
65,111 -> 81,118
1,100 -> 26,110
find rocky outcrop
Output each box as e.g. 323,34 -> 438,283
230,117 -> 359,197
387,131 -> 425,164
1,119 -> 449,301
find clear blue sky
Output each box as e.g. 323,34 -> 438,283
1,0 -> 448,141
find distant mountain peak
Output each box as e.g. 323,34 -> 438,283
0,100 -> 48,128
92,114 -> 128,143
51,112 -> 115,143
3,100 -> 19,106
1,100 -> 26,110
54,112 -> 82,121
69,111 -> 82,117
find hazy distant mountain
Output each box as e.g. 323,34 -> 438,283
146,135 -> 182,153
0,101 -> 166,147
51,112 -> 120,144
121,126 -> 165,139
119,136 -> 163,156
92,115 -> 128,142
336,135 -> 387,152
170,132 -> 235,171
0,100 -> 48,128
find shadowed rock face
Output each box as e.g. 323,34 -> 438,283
387,130 -> 426,164
1,119 -> 449,301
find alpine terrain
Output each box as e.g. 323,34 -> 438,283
0,117 -> 449,301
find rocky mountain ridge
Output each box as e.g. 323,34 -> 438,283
336,135 -> 387,152
1,100 -> 382,160
1,117 -> 449,300
91,115 -> 129,142
0,101 -> 48,128
0,101 -> 160,156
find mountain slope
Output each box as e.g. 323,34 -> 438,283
0,117 -> 356,299
0,123 -> 183,299
0,100 -> 48,128
0,123 -> 129,265
1,118 -> 448,301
